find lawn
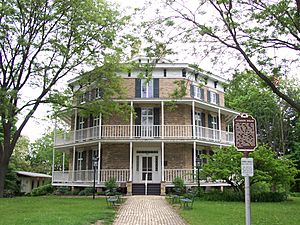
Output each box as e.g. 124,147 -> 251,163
180,197 -> 300,225
0,196 -> 115,225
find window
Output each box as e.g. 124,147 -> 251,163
196,149 -> 208,164
77,151 -> 83,170
182,68 -> 186,77
163,69 -> 167,77
93,116 -> 100,127
211,115 -> 217,130
78,116 -> 84,130
141,79 -> 153,98
78,94 -> 85,104
209,91 -> 217,104
195,112 -> 204,138
128,70 -> 131,77
95,88 -> 101,99
141,108 -> 153,137
194,86 -> 204,100
214,81 -> 218,88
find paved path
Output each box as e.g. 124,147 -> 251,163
112,196 -> 187,225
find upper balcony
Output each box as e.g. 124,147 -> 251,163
54,124 -> 233,147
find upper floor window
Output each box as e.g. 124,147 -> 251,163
194,86 -> 204,100
136,78 -> 159,98
190,84 -> 204,100
163,69 -> 167,77
208,90 -> 219,105
141,79 -> 153,98
182,68 -> 186,77
95,88 -> 102,99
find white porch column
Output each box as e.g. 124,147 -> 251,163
74,108 -> 78,143
129,142 -> 133,181
72,146 -> 76,181
130,101 -> 133,139
98,142 -> 101,184
52,148 -> 55,174
99,113 -> 102,139
62,152 -> 65,172
192,101 -> 195,138
161,101 -> 164,139
218,108 -> 222,142
193,141 -> 196,174
161,142 -> 165,181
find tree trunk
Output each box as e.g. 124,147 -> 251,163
0,162 -> 9,197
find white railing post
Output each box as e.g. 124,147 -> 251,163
130,101 -> 133,139
98,142 -> 101,184
161,101 -> 164,139
162,142 -> 164,181
72,146 -> 76,182
192,101 -> 195,139
74,108 -> 77,143
145,173 -> 148,195
99,113 -> 102,140
129,142 -> 133,181
193,142 -> 196,178
218,108 -> 222,143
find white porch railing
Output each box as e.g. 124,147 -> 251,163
164,169 -> 194,183
52,169 -> 129,184
54,125 -> 234,146
100,169 -> 129,182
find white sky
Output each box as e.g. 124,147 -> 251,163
21,0 -> 300,142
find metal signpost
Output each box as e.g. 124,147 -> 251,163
234,113 -> 257,225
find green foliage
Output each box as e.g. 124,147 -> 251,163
4,164 -> 19,195
29,131 -> 66,174
201,145 -> 297,192
10,136 -> 31,171
104,177 -> 118,193
78,187 -> 94,196
200,190 -> 287,202
53,186 -> 71,196
31,184 -> 53,196
172,176 -> 186,194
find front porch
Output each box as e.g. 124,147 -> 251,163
52,142 -> 230,193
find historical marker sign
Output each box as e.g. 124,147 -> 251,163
234,113 -> 257,151
241,158 -> 254,177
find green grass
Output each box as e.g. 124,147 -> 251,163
0,196 -> 115,225
180,197 -> 300,225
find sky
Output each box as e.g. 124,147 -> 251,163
20,0 -> 300,142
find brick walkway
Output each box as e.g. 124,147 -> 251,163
112,196 -> 187,225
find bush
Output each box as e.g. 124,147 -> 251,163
290,192 -> 300,197
53,186 -> 71,195
78,187 -> 94,196
105,177 -> 118,194
31,184 -> 53,196
200,190 -> 288,202
172,177 -> 186,195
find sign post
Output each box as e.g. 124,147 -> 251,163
234,113 -> 257,225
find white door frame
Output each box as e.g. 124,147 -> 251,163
133,147 -> 161,183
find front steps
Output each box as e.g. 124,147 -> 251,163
132,183 -> 161,195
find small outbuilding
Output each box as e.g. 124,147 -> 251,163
16,171 -> 52,194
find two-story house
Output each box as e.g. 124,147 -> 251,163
52,56 -> 239,195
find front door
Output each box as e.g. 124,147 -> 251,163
133,149 -> 161,183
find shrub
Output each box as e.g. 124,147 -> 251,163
290,192 -> 300,197
78,187 -> 94,196
31,184 -> 53,196
105,177 -> 118,194
54,186 -> 71,195
172,176 -> 186,195
200,190 -> 288,202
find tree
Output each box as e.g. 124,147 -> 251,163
225,71 -> 300,155
29,131 -> 65,174
201,145 -> 298,192
144,0 -> 300,112
10,136 -> 31,171
0,0 -> 131,197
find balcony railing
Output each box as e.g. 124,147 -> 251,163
54,125 -> 234,146
52,169 -> 129,185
